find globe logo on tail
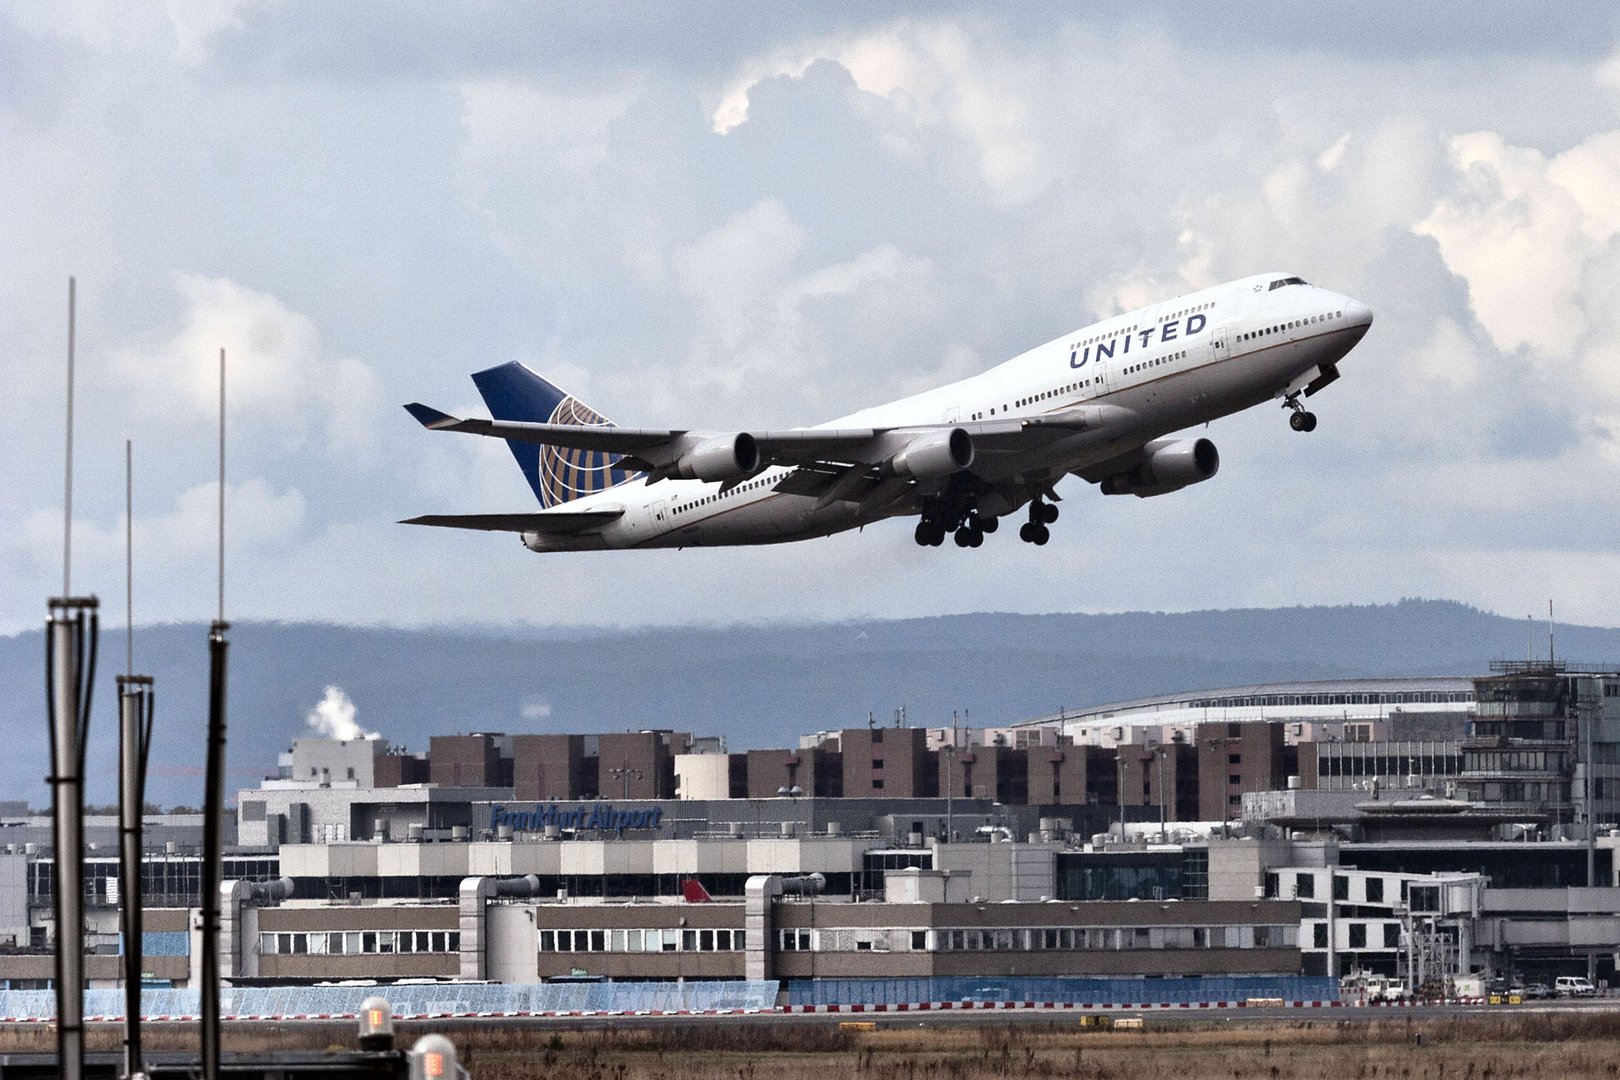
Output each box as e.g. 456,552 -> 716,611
539,396 -> 642,508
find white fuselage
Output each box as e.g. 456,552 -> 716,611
523,273 -> 1372,551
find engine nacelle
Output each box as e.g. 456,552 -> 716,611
884,428 -> 974,479
673,433 -> 760,482
1100,437 -> 1219,498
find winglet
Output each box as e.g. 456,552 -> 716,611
404,402 -> 462,430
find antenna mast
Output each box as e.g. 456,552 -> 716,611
47,276 -> 97,1080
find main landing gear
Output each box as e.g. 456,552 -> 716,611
1018,496 -> 1057,545
914,508 -> 995,548
1284,393 -> 1318,433
914,482 -> 1059,548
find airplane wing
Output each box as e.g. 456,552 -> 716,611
399,510 -> 623,534
404,402 -> 1121,470
405,402 -> 878,469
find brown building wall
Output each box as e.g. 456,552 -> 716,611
514,734 -> 593,800
1118,744 -> 1198,821
1024,741 -> 1093,806
1197,722 -> 1286,821
259,907 -> 459,931
841,728 -> 935,798
746,749 -> 803,799
374,753 -> 430,788
429,734 -> 502,788
1297,742 -> 1319,790
940,746 -> 1028,804
597,732 -> 684,800
260,954 -> 455,980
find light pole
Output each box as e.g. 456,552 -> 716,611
1156,747 -> 1168,842
609,759 -> 643,800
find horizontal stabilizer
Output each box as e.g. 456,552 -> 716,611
404,402 -> 461,429
399,510 -> 623,534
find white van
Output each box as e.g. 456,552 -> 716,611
1555,976 -> 1598,998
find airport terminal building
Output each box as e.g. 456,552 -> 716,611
4,664 -> 1620,996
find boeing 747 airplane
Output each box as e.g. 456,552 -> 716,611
404,273 -> 1372,550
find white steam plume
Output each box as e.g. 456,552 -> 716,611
304,685 -> 379,741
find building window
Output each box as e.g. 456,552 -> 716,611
1348,924 -> 1367,949
779,928 -> 812,951
1384,923 -> 1401,948
1366,878 -> 1384,903
1333,875 -> 1349,901
1313,923 -> 1328,949
1296,873 -> 1315,899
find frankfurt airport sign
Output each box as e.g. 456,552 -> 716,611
489,802 -> 665,833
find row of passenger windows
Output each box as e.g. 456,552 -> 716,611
1159,301 -> 1215,324
674,475 -> 776,517
972,379 -> 1096,421
1240,312 -> 1342,343
1125,350 -> 1187,376
539,928 -> 741,953
258,930 -> 458,956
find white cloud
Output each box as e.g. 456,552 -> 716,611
163,0 -> 275,66
459,78 -> 639,180
669,200 -> 943,414
712,21 -> 1055,204
112,274 -> 382,458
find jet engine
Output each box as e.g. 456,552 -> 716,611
1099,437 -> 1219,497
883,428 -> 974,479
672,433 -> 761,482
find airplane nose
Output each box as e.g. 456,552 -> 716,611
1344,298 -> 1373,329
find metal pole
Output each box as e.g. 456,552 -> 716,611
118,676 -> 153,1079
199,622 -> 228,1080
945,712 -> 955,844
47,598 -> 97,1080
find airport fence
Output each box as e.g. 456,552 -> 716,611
781,975 -> 1340,1008
0,980 -> 780,1022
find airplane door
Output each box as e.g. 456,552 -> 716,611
1209,323 -> 1229,363
652,500 -> 669,529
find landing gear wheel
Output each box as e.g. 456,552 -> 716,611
1301,411 -> 1318,432
915,522 -> 932,546
1289,411 -> 1306,431
954,527 -> 974,548
978,515 -> 999,534
1019,522 -> 1051,545
968,528 -> 984,548
1041,503 -> 1060,525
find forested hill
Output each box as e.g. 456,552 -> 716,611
2,599 -> 1615,808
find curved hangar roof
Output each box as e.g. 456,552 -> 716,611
1019,677 -> 1477,736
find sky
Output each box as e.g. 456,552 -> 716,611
5,1 -> 1620,636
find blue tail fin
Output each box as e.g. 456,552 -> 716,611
470,361 -> 641,508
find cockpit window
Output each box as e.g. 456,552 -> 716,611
1268,277 -> 1308,290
